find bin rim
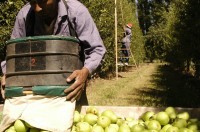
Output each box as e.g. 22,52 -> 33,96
6,35 -> 79,45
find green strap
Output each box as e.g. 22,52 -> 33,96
5,87 -> 24,98
5,85 -> 70,98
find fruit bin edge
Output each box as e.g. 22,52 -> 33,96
80,106 -> 200,119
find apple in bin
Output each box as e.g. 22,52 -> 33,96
91,125 -> 104,132
97,116 -> 111,128
73,110 -> 82,124
5,126 -> 16,132
160,124 -> 172,132
76,122 -> 92,132
130,124 -> 145,132
14,119 -> 28,132
118,123 -> 131,132
105,124 -> 119,132
177,112 -> 190,121
166,126 -> 179,132
116,118 -> 125,126
165,107 -> 177,116
172,118 -> 187,128
101,110 -> 118,123
141,111 -> 155,121
155,111 -> 170,125
83,113 -> 98,126
86,106 -> 99,116
146,120 -> 161,131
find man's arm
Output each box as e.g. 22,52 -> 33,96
64,3 -> 106,102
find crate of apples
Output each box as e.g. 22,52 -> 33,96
72,106 -> 200,132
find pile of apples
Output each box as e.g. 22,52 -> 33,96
5,120 -> 49,132
72,106 -> 200,132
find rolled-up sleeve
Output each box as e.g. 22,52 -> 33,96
75,6 -> 106,74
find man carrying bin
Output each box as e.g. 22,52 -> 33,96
0,0 -> 106,131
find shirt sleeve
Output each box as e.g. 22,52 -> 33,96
74,5 -> 106,74
11,10 -> 26,39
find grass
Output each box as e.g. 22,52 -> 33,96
86,63 -> 200,108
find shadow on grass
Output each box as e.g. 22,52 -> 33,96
130,64 -> 200,108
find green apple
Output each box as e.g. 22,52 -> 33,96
86,106 -> 99,116
74,110 -> 82,124
91,125 -> 104,132
5,126 -> 16,132
165,107 -> 176,115
105,124 -> 118,132
172,118 -> 187,128
118,123 -> 131,132
71,125 -> 77,132
179,128 -> 192,132
166,126 -> 179,132
5,129 -> 16,132
147,120 -> 161,131
97,116 -> 111,128
14,119 -> 28,132
125,120 -> 138,128
76,122 -> 91,132
84,113 -> 98,126
101,110 -> 118,123
169,113 -> 176,121
30,128 -> 40,132
177,112 -> 190,121
80,113 -> 85,122
155,111 -> 170,125
187,123 -> 198,131
160,124 -> 172,132
130,124 -> 145,132
109,124 -> 119,131
138,119 -> 145,126
116,118 -> 125,126
141,111 -> 155,121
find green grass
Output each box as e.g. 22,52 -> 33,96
87,63 -> 200,108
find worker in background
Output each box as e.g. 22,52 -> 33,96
0,0 -> 106,131
119,23 -> 133,66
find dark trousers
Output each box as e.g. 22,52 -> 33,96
120,44 -> 129,63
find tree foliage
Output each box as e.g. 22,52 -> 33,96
143,0 -> 200,77
0,0 -> 26,61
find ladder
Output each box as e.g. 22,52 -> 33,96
116,45 -> 142,79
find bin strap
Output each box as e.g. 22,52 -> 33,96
5,85 -> 70,98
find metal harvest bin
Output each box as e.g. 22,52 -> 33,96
6,35 -> 83,88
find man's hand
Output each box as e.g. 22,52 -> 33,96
64,67 -> 89,102
1,75 -> 6,99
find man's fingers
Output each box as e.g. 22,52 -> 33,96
69,89 -> 83,103
64,80 -> 80,93
66,70 -> 78,82
66,85 -> 83,101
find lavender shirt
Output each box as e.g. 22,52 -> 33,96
10,0 -> 106,74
